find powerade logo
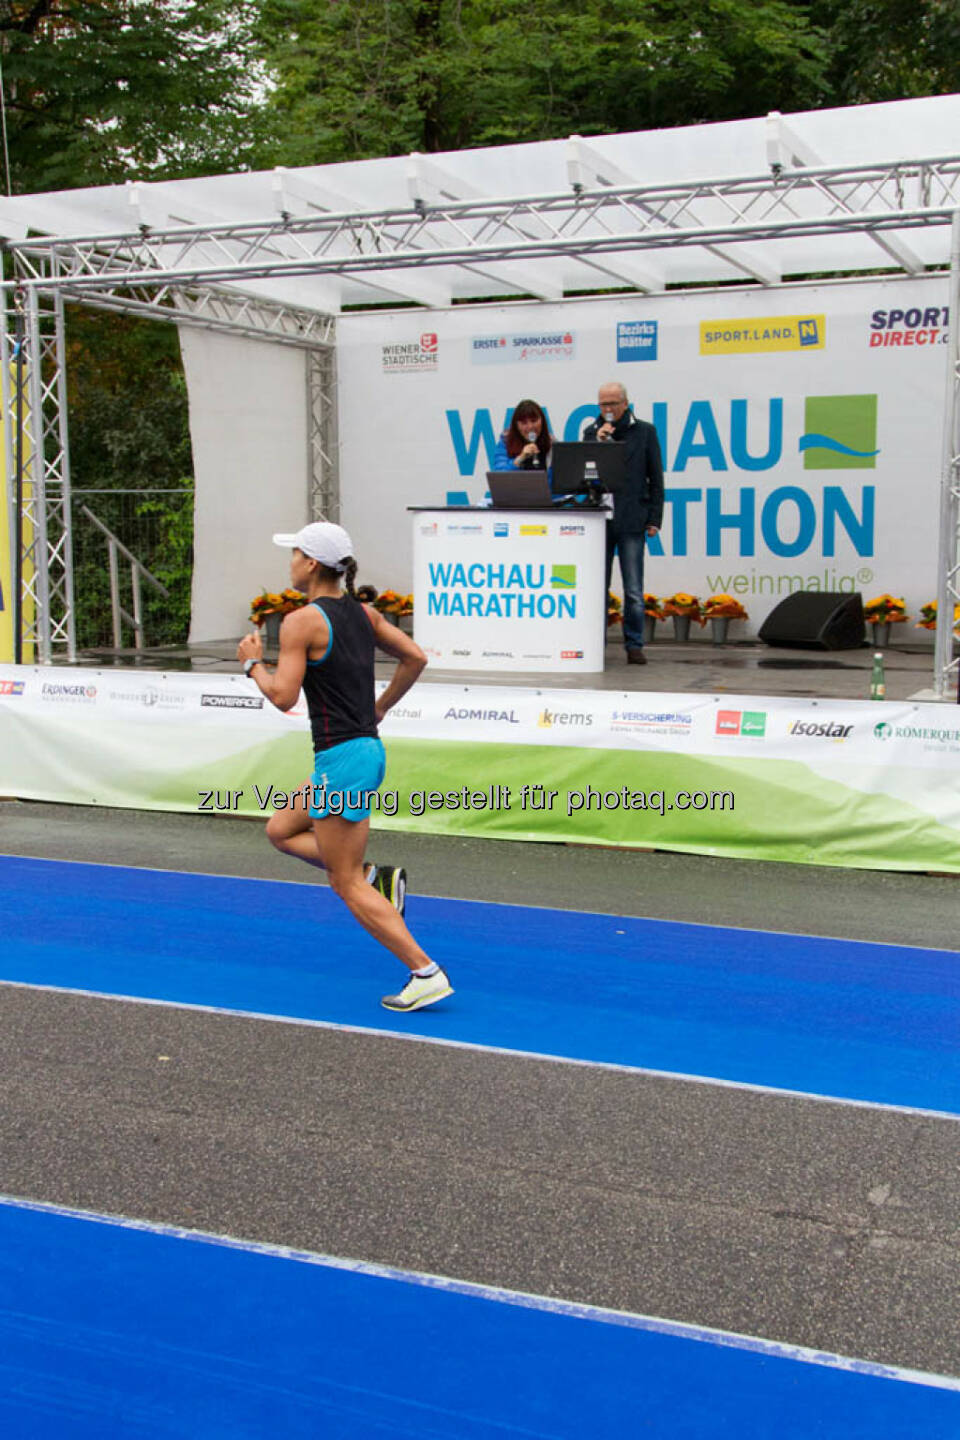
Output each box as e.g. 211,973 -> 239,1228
426,561 -> 577,619
617,320 -> 658,362
869,306 -> 949,349
445,395 -> 879,559
801,395 -> 879,470
716,709 -> 766,737
700,315 -> 824,355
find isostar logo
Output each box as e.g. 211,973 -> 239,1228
201,694 -> 265,709
869,306 -> 949,349
700,315 -> 824,356
716,709 -> 766,737
444,706 -> 519,723
801,395 -> 879,470
519,524 -> 547,537
382,335 -> 439,373
788,718 -> 853,739
0,679 -> 24,696
493,522 -> 509,537
537,707 -> 593,728
471,330 -> 575,364
550,565 -> 576,590
617,320 -> 658,362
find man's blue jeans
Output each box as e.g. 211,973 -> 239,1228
606,526 -> 647,651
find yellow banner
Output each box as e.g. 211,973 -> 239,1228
699,314 -> 826,356
0,373 -> 35,663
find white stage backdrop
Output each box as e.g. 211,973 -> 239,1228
180,328 -> 309,642
337,275 -> 948,637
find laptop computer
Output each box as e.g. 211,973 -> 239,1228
486,470 -> 555,508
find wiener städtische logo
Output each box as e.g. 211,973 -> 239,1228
801,394 -> 879,470
700,314 -> 824,356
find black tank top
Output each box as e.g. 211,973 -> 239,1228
302,597 -> 379,752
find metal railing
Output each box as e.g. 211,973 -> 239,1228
81,505 -> 170,650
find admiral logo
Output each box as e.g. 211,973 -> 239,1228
41,682 -> 97,702
716,709 -> 766,737
201,694 -> 265,710
445,706 -> 519,723
519,524 -> 547,537
617,319 -> 658,363
788,718 -> 853,739
559,524 -> 585,536
561,649 -> 584,660
701,315 -> 825,356
481,650 -> 514,659
493,522 -> 509,538
537,707 -> 593,728
869,306 -> 949,349
0,679 -> 24,696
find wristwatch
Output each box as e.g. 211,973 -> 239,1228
243,657 -> 263,676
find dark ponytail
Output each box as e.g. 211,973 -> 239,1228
342,557 -> 359,600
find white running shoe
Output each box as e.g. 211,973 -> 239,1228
381,968 -> 453,1012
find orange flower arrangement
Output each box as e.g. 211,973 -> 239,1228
373,589 -> 414,618
704,593 -> 749,620
644,593 -> 665,620
916,600 -> 960,632
662,592 -> 706,625
607,591 -> 623,625
863,594 -> 907,624
249,588 -> 307,624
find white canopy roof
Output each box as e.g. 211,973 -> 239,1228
2,94 -> 959,316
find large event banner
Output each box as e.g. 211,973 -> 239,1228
337,276 -> 948,638
2,666 -> 959,873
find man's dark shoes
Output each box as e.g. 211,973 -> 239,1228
626,648 -> 647,665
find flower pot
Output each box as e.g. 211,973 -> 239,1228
672,615 -> 691,642
870,621 -> 892,647
644,614 -> 657,645
710,617 -> 730,645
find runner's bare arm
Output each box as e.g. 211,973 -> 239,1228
236,606 -> 324,711
365,604 -> 427,722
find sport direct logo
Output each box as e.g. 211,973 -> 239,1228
537,707 -> 593,728
0,679 -> 24,696
559,524 -> 585,536
716,709 -> 766,737
869,306 -> 949,349
471,330 -> 575,364
201,694 -> 265,709
700,315 -> 824,356
445,707 -> 519,723
381,334 -> 439,372
788,719 -> 853,739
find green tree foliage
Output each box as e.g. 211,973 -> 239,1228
811,0 -> 960,106
0,0 -> 264,193
253,0 -> 831,164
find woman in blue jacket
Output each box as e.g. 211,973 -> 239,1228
492,399 -> 553,474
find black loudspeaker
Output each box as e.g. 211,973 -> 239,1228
758,591 -> 865,650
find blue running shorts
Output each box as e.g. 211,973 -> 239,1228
308,737 -> 387,821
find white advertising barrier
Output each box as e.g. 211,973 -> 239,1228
411,507 -> 606,672
2,665 -> 960,871
338,276 -> 949,638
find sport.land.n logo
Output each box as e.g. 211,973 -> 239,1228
550,565 -> 577,590
800,394 -> 879,470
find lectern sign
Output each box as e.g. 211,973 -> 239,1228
412,510 -> 606,672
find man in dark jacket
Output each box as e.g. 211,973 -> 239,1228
583,381 -> 664,665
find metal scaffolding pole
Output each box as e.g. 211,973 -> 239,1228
934,208 -> 960,697
307,344 -> 338,524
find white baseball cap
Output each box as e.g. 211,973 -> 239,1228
273,522 -> 354,572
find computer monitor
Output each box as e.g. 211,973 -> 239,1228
551,441 -> 627,496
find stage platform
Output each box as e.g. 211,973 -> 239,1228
56,634 -> 948,704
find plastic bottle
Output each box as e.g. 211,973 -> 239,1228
870,652 -> 886,701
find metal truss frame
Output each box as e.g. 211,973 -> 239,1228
3,146 -> 959,692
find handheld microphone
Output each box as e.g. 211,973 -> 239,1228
524,429 -> 540,466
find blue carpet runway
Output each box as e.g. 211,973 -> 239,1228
2,852 -> 959,1437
